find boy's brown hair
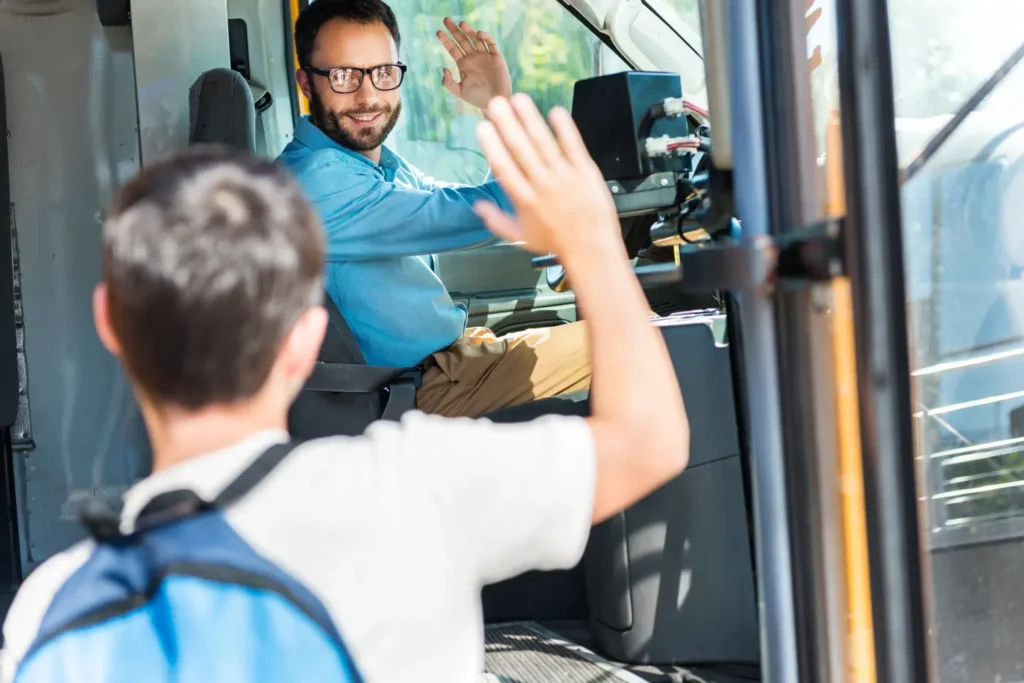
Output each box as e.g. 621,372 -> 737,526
102,146 -> 323,408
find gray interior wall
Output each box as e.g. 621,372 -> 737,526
227,0 -> 297,157
0,0 -> 246,574
130,0 -> 229,164
0,0 -> 149,571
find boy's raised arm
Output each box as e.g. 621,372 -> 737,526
475,94 -> 690,523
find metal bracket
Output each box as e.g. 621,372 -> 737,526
532,217 -> 845,293
771,217 -> 845,283
643,217 -> 844,291
604,173 -> 683,217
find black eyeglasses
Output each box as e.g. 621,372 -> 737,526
306,63 -> 408,94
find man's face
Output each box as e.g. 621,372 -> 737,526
301,19 -> 403,153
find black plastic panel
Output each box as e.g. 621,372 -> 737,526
584,511 -> 634,631
228,18 -> 251,80
572,71 -> 690,181
658,316 -> 740,468
585,315 -> 758,665
0,57 -> 19,428
96,0 -> 131,26
0,56 -> 21,593
588,455 -> 759,665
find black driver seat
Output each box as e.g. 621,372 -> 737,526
288,290 -> 425,437
288,287 -> 590,437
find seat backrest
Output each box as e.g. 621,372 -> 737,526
184,71 -> 381,437
317,290 -> 367,366
188,68 -> 257,153
288,291 -> 386,438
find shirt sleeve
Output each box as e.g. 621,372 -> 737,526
302,157 -> 512,261
403,155 -> 501,194
363,412 -> 597,586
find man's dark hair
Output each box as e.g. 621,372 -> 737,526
102,146 -> 324,408
295,0 -> 401,69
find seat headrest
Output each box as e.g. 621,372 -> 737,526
188,68 -> 257,153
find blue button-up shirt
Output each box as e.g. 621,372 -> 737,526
278,117 -> 513,368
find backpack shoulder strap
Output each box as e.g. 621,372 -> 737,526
213,440 -> 303,508
79,440 -> 303,542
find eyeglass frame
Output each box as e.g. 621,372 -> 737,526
305,63 -> 408,94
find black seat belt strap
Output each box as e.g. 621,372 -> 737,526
303,361 -> 421,394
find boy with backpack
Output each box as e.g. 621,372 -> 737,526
0,94 -> 688,682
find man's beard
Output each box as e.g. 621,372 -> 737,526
310,89 -> 402,153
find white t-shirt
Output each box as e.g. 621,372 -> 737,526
0,411 -> 596,683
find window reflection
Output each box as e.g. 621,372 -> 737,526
900,60 -> 1024,545
891,2 -> 1024,677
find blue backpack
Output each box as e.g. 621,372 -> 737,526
13,442 -> 364,683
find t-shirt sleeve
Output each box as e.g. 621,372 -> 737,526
363,411 -> 597,586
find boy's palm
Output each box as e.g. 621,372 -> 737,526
474,95 -> 618,257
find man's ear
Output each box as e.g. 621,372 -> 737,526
296,68 -> 313,101
92,283 -> 122,357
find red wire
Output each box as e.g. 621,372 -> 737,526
682,101 -> 710,119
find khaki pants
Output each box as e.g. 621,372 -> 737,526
416,321 -> 592,418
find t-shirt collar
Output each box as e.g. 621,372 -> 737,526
119,428 -> 289,532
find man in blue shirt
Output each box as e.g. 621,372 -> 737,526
278,0 -> 591,418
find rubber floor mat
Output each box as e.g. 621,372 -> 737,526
481,622 -> 649,682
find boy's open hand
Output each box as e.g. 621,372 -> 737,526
473,94 -> 622,259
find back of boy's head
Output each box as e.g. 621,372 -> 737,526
100,146 -> 324,409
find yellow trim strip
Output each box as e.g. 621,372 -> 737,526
291,0 -> 309,116
826,109 -> 877,683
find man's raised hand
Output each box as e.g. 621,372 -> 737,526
436,18 -> 513,111
473,94 -> 622,261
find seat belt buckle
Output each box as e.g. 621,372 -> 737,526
397,366 -> 423,390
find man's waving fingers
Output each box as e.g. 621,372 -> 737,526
477,31 -> 501,55
443,17 -> 476,54
456,21 -> 483,48
436,30 -> 465,61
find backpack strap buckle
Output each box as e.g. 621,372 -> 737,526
78,498 -> 126,543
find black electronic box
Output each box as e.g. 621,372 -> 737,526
571,71 -> 691,182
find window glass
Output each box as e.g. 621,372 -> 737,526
889,0 -> 1024,119
888,0 -> 1024,680
660,0 -> 700,33
385,0 -> 604,184
804,3 -> 1024,675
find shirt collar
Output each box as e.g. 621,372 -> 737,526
119,428 -> 290,532
293,115 -> 401,175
